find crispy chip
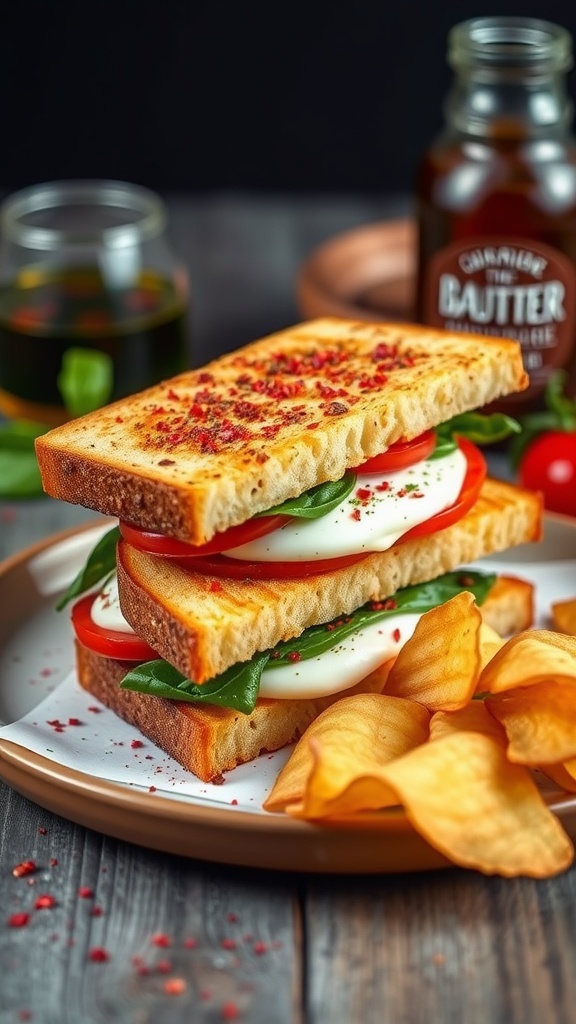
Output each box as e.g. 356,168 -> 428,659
479,630 -> 576,694
263,694 -> 429,816
429,702 -> 505,742
377,731 -> 573,877
384,592 -> 482,710
487,681 -> 576,764
478,623 -> 506,673
552,598 -> 576,637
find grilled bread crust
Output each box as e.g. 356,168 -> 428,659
75,574 -> 534,783
116,477 -> 542,684
35,317 -> 527,544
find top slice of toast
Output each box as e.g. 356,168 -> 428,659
35,317 -> 527,544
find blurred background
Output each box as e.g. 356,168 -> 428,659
2,0 -> 576,362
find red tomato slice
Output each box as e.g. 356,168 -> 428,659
355,430 -> 437,473
119,513 -> 292,557
399,438 -> 486,541
174,440 -> 486,579
71,594 -> 159,661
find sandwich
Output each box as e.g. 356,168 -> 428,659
35,317 -> 542,782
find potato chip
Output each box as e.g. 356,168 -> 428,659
429,702 -> 505,743
263,693 -> 429,816
479,630 -> 576,694
478,623 -> 506,673
487,680 -> 576,764
377,731 -> 573,877
552,597 -> 576,637
384,592 -> 482,710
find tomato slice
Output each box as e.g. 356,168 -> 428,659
355,430 -> 437,474
174,440 -> 486,579
71,593 -> 159,661
119,513 -> 292,557
399,438 -> 486,542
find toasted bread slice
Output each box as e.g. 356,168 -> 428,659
116,477 -> 542,683
75,573 -> 534,783
35,317 -> 527,544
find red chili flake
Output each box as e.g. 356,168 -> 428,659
221,938 -> 237,950
46,719 -> 63,727
355,487 -> 372,502
376,481 -> 391,492
230,799 -> 238,806
149,786 -> 157,793
156,959 -> 172,974
90,906 -> 104,917
8,912 -> 30,927
392,628 -> 401,643
370,597 -> 397,611
78,886 -> 94,899
351,508 -> 361,521
151,932 -> 172,947
409,491 -> 425,499
50,859 -> 58,867
306,421 -> 320,430
130,739 -> 144,749
253,941 -> 268,955
115,416 -> 123,424
221,1002 -> 240,1021
226,912 -> 238,922
287,650 -> 302,663
88,947 -> 110,963
164,978 -> 187,996
34,894 -> 56,910
325,401 -> 348,416
13,860 -> 36,878
38,828 -> 48,835
166,388 -> 180,400
87,706 -> 101,713
209,580 -> 223,592
68,717 -> 82,726
183,937 -> 197,949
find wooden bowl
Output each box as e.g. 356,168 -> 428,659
296,218 -> 416,323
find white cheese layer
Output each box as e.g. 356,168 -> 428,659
90,575 -> 420,701
225,448 -> 467,561
258,614 -> 420,699
91,575 -> 136,634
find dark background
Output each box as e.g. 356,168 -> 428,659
2,0 -> 576,198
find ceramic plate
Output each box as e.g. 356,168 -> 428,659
1,517 -> 575,874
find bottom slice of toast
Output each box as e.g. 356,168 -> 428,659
75,574 -> 534,783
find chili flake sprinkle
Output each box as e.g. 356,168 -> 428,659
12,860 -> 36,878
8,913 -> 30,928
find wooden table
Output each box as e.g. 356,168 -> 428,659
1,193 -> 576,1024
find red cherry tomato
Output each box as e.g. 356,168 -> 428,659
355,430 -> 437,473
119,513 -> 292,558
519,431 -> 576,517
174,440 -> 485,579
71,594 -> 159,661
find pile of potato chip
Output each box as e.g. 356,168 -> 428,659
264,591 -> 576,878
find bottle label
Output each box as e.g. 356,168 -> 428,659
422,237 -> 576,403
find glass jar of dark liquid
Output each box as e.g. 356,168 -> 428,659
416,16 -> 576,414
0,180 -> 189,426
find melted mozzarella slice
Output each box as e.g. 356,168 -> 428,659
225,448 -> 467,561
91,575 -> 136,634
259,614 -> 420,699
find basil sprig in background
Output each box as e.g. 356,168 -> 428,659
120,570 -> 496,713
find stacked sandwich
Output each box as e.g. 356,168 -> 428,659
35,317 -> 542,782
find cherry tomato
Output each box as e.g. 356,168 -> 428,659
400,439 -> 486,541
71,594 -> 159,661
119,513 -> 292,557
173,440 -> 485,579
519,431 -> 576,517
355,430 -> 437,473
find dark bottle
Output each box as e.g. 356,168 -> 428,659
416,16 -> 576,413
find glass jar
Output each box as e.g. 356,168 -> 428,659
0,180 -> 189,425
415,16 -> 576,414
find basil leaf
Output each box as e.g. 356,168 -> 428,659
57,347 -> 114,417
56,525 -> 120,610
0,420 -> 49,497
120,652 -> 270,715
270,570 -> 496,664
432,413 -> 521,458
259,472 -> 357,519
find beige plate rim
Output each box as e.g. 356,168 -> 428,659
1,518 -> 576,874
